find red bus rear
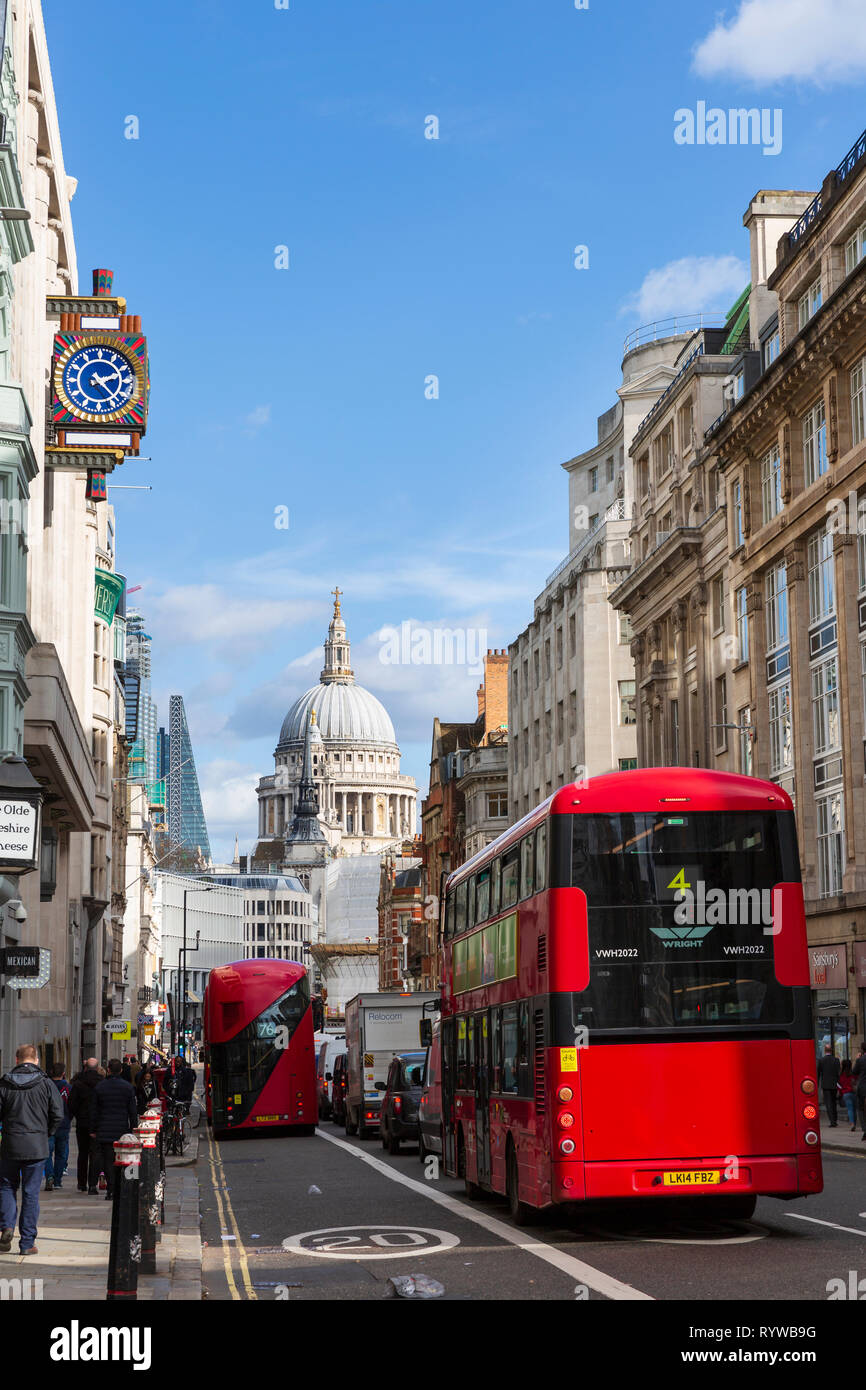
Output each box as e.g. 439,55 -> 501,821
441,768 -> 823,1222
203,958 -> 318,1137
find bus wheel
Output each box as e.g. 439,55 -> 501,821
506,1145 -> 537,1227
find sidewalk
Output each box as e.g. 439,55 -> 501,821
820,1113 -> 866,1155
0,1135 -> 202,1301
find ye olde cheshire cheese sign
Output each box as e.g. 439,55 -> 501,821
0,799 -> 38,862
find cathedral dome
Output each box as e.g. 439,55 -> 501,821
278,682 -> 397,749
277,590 -> 398,750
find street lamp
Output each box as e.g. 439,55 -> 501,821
180,882 -> 217,1056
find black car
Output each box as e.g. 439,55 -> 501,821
379,1051 -> 426,1155
330,1052 -> 348,1126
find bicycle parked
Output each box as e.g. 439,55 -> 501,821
163,1099 -> 190,1156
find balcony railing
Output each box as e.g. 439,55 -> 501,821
789,123 -> 866,249
623,315 -> 724,356
545,499 -> 628,587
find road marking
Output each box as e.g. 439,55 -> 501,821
314,1128 -> 653,1301
205,1129 -> 259,1299
283,1225 -> 460,1259
787,1213 -> 866,1238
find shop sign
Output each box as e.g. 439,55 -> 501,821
809,945 -> 847,990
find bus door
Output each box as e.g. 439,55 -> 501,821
442,1019 -> 457,1175
474,1011 -> 491,1186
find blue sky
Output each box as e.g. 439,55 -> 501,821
42,0 -> 866,860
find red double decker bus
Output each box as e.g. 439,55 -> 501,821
203,958 -> 318,1137
441,768 -> 823,1224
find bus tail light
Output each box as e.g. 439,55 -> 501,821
804,1131 -> 819,1146
802,1104 -> 817,1120
560,1138 -> 575,1155
558,1112 -> 575,1128
801,1079 -> 816,1094
557,1086 -> 573,1103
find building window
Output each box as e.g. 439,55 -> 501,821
711,575 -> 725,633
807,529 -> 835,624
714,675 -> 727,747
732,479 -> 744,548
765,563 -> 788,652
555,627 -> 563,669
618,758 -> 638,771
797,276 -> 822,330
845,222 -> 866,275
852,355 -> 866,446
768,682 -> 793,775
654,423 -> 674,482
619,612 -> 633,645
637,454 -> 649,496
568,690 -> 577,738
811,656 -> 840,755
761,445 -> 783,524
763,330 -> 780,369
606,456 -> 614,484
589,465 -> 599,492
670,700 -> 679,764
589,513 -> 599,532
816,791 -> 844,898
803,398 -> 828,487
862,640 -> 866,727
734,586 -> 749,663
568,613 -> 576,656
738,707 -> 752,776
533,650 -> 540,688
487,792 -> 507,819
619,680 -> 636,725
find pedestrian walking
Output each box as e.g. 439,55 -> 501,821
0,1044 -> 64,1255
839,1059 -> 857,1130
44,1063 -> 71,1191
167,1056 -> 196,1107
127,1055 -> 142,1087
853,1044 -> 866,1141
67,1058 -> 103,1193
818,1044 -> 841,1126
135,1068 -> 158,1116
91,1059 -> 138,1199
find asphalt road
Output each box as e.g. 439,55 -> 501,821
199,1118 -> 866,1303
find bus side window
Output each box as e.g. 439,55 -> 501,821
491,1008 -> 501,1092
490,858 -> 501,917
520,835 -> 535,900
517,1001 -> 532,1096
501,1004 -> 518,1094
535,821 -> 547,891
456,1022 -> 468,1090
502,848 -> 519,909
467,1015 -> 476,1090
445,891 -> 454,938
467,875 -> 476,931
476,867 -> 491,923
456,879 -> 468,934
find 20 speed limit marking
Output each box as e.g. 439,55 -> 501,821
282,1225 -> 460,1259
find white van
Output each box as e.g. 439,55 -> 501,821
315,1034 -> 346,1119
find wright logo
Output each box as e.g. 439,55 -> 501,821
649,870 -> 777,947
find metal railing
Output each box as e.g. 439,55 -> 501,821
789,122 -> 866,248
623,315 -> 724,356
545,499 -> 629,587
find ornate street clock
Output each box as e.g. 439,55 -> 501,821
45,268 -> 150,497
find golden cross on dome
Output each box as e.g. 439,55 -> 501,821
332,586 -> 342,617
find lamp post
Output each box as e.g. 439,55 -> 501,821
180,882 -> 216,1057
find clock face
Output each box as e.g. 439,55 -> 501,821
60,345 -> 137,417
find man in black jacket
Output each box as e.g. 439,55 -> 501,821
0,1044 -> 64,1255
817,1044 -> 841,1127
68,1059 -> 103,1193
91,1060 -> 138,1199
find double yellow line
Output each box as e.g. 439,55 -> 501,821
205,1127 -> 259,1300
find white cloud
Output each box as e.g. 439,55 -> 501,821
145,585 -> 320,647
199,758 -> 261,861
244,404 -> 271,431
621,255 -> 748,322
692,0 -> 866,84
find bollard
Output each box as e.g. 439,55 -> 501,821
106,1133 -> 142,1302
146,1103 -> 166,1234
137,1123 -> 160,1275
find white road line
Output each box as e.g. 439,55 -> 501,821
314,1128 -> 653,1301
786,1213 -> 866,1238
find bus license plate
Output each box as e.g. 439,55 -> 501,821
662,1170 -> 720,1186
255,1114 -> 279,1122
